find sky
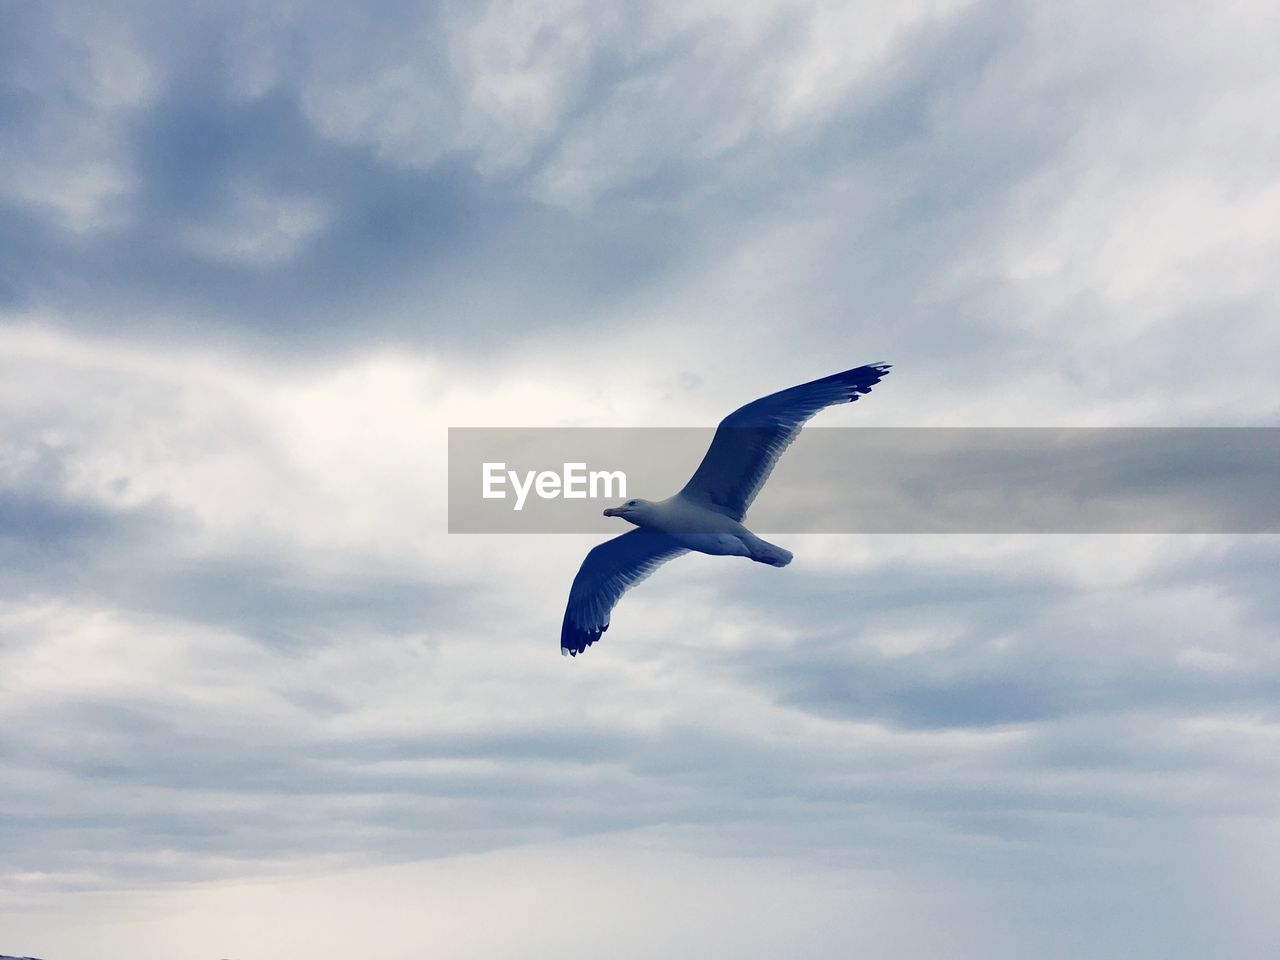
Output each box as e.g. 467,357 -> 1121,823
2,1 -> 1279,957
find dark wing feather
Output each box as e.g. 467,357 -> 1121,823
679,363 -> 891,521
561,530 -> 689,656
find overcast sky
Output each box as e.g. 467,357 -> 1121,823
3,1 -> 1279,958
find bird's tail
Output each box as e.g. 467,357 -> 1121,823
744,535 -> 792,568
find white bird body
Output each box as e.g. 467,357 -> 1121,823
610,495 -> 793,565
560,363 -> 891,656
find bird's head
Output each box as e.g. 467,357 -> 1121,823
603,498 -> 650,525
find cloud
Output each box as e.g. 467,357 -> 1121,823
5,0 -> 1278,427
2,325 -> 1279,957
0,4 -> 155,234
3,1 -> 1280,957
711,542 -> 1280,731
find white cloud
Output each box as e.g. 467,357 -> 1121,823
2,9 -> 155,232
288,0 -> 977,205
4,0 -> 1280,955
0,842 -> 1045,960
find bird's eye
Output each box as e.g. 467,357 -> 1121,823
628,501 -> 637,507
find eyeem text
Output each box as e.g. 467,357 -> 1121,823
482,462 -> 627,511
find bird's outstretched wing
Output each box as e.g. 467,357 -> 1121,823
561,529 -> 689,656
679,363 -> 891,522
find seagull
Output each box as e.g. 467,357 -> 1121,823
560,363 -> 891,656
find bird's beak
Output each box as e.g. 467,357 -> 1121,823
602,507 -> 620,517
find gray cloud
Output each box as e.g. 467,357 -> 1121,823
3,1 -> 1280,957
706,543 -> 1280,727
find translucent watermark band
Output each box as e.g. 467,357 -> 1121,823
447,427 -> 1280,534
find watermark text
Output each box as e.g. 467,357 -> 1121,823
482,462 -> 627,511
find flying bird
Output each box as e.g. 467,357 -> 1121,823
560,363 -> 891,656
